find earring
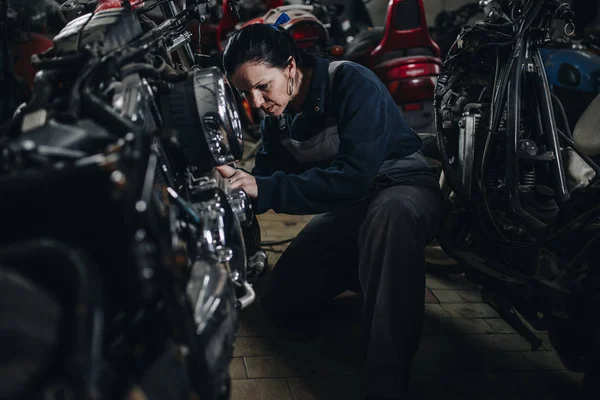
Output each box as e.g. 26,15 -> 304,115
287,77 -> 294,96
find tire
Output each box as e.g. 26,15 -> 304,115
0,266 -> 62,399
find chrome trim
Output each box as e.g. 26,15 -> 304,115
192,68 -> 244,164
238,282 -> 256,309
167,31 -> 192,54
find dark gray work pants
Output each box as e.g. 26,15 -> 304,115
262,176 -> 443,398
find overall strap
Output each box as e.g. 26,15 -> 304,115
327,60 -> 349,100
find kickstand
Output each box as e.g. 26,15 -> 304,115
494,306 -> 543,351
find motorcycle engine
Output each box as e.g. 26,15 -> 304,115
52,7 -> 142,55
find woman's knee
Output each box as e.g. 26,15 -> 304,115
361,186 -> 441,246
368,191 -> 421,227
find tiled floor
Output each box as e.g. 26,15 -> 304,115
228,210 -> 586,400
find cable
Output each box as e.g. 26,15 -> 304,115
263,248 -> 284,254
76,7 -> 97,52
550,92 -> 572,138
479,47 -> 517,245
261,237 -> 296,246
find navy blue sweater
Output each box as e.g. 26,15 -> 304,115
252,56 -> 429,215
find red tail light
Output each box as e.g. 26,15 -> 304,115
330,45 -> 344,57
403,103 -> 423,112
290,24 -> 324,49
376,58 -> 439,104
378,61 -> 441,82
386,77 -> 437,104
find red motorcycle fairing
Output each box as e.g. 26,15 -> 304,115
346,0 -> 442,132
369,0 -> 440,66
13,33 -> 54,90
374,56 -> 441,104
95,0 -> 145,11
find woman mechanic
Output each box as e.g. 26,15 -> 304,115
216,14 -> 443,400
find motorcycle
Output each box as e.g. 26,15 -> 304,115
429,0 -> 600,133
336,0 -> 442,133
434,0 -> 600,394
0,0 -> 264,398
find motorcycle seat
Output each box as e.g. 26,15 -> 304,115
344,27 -> 438,62
344,27 -> 385,60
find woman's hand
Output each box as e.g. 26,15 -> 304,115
216,165 -> 258,199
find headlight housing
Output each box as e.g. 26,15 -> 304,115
160,68 -> 244,174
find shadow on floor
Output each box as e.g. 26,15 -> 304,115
231,271 -> 585,400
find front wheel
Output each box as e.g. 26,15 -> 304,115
0,266 -> 63,399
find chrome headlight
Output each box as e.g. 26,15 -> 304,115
227,188 -> 253,227
160,68 -> 244,173
185,259 -> 238,380
195,67 -> 244,165
191,181 -> 247,287
186,260 -> 229,335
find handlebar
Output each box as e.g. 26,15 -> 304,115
479,0 -> 574,22
477,0 -> 576,37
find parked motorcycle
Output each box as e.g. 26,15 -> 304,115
339,0 -> 442,133
0,1 -> 264,398
434,0 -> 600,394
430,0 -> 600,133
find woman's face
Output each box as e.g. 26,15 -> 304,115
230,59 -> 295,117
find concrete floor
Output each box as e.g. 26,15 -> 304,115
227,211 -> 585,400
